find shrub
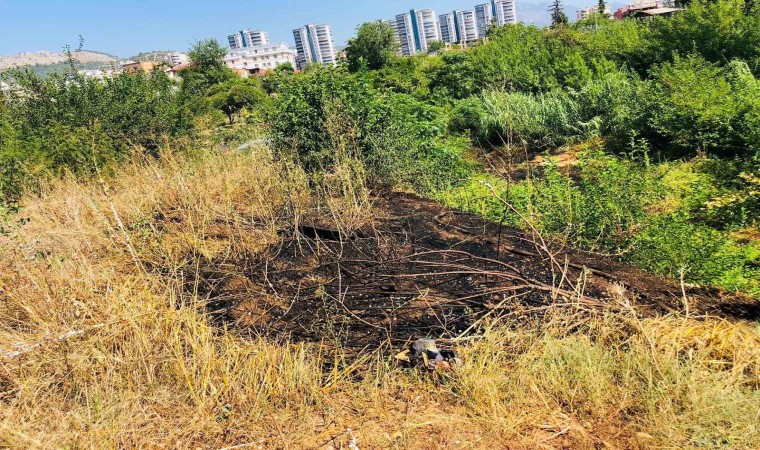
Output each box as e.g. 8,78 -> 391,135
649,0 -> 760,73
268,67 -> 398,174
645,55 -> 760,157
630,214 -> 760,296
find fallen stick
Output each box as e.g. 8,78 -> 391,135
1,324 -> 105,361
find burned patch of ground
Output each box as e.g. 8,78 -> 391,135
195,193 -> 759,351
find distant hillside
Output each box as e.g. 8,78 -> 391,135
0,50 -> 117,71
128,51 -> 177,63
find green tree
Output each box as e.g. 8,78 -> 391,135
207,78 -> 267,124
550,0 -> 570,27
274,62 -> 295,74
345,22 -> 399,72
180,39 -> 236,95
598,0 -> 608,15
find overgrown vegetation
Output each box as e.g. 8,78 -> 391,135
1,1 -> 760,447
1,151 -> 758,448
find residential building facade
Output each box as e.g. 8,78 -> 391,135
168,52 -> 190,66
613,2 -> 680,19
456,10 -> 480,43
395,9 -> 441,56
494,0 -> 518,26
292,24 -> 337,69
227,29 -> 270,50
122,61 -> 162,74
440,10 -> 480,44
475,0 -> 517,36
381,19 -> 401,45
577,5 -> 612,20
474,2 -> 495,37
438,12 -> 458,44
224,42 -> 296,73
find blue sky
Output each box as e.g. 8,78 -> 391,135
0,0 -> 572,57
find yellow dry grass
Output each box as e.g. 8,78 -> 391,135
0,150 -> 758,449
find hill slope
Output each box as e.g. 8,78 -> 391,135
0,50 -> 117,70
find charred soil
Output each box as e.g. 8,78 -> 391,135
191,193 -> 759,353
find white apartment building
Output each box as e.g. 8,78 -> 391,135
474,3 -> 495,37
439,12 -> 458,44
228,29 -> 270,50
292,24 -> 337,69
494,0 -> 518,26
168,52 -> 190,66
440,10 -> 479,44
224,42 -> 296,73
456,10 -> 480,43
475,0 -> 518,36
395,9 -> 441,56
577,5 -> 612,20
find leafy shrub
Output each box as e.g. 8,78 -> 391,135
268,67 -> 471,190
648,0 -> 760,74
1,69 -> 184,202
644,55 -> 760,157
268,67 -> 399,173
575,71 -> 645,149
630,214 -> 760,296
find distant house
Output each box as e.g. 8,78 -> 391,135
577,4 -> 612,20
634,7 -> 683,18
168,52 -> 190,67
168,63 -> 194,80
122,61 -> 162,74
614,2 -> 683,20
224,42 -> 296,74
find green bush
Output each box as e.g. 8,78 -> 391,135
267,67 -> 471,190
630,214 -> 760,296
1,69 -> 184,201
643,55 -> 760,157
267,67 -> 398,172
648,0 -> 760,74
575,71 -> 645,149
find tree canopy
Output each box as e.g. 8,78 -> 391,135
345,22 -> 399,72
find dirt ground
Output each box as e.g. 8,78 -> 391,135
197,193 -> 760,352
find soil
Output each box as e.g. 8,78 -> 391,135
198,193 -> 760,351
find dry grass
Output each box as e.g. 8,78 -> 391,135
0,149 -> 759,449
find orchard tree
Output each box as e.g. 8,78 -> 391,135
346,22 -> 399,72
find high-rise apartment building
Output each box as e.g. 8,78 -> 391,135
475,0 -> 518,36
438,12 -> 458,44
494,0 -> 518,26
456,10 -> 480,43
474,3 -> 495,37
381,19 -> 402,49
228,29 -> 270,50
292,24 -> 337,70
440,10 -> 480,44
395,9 -> 441,56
